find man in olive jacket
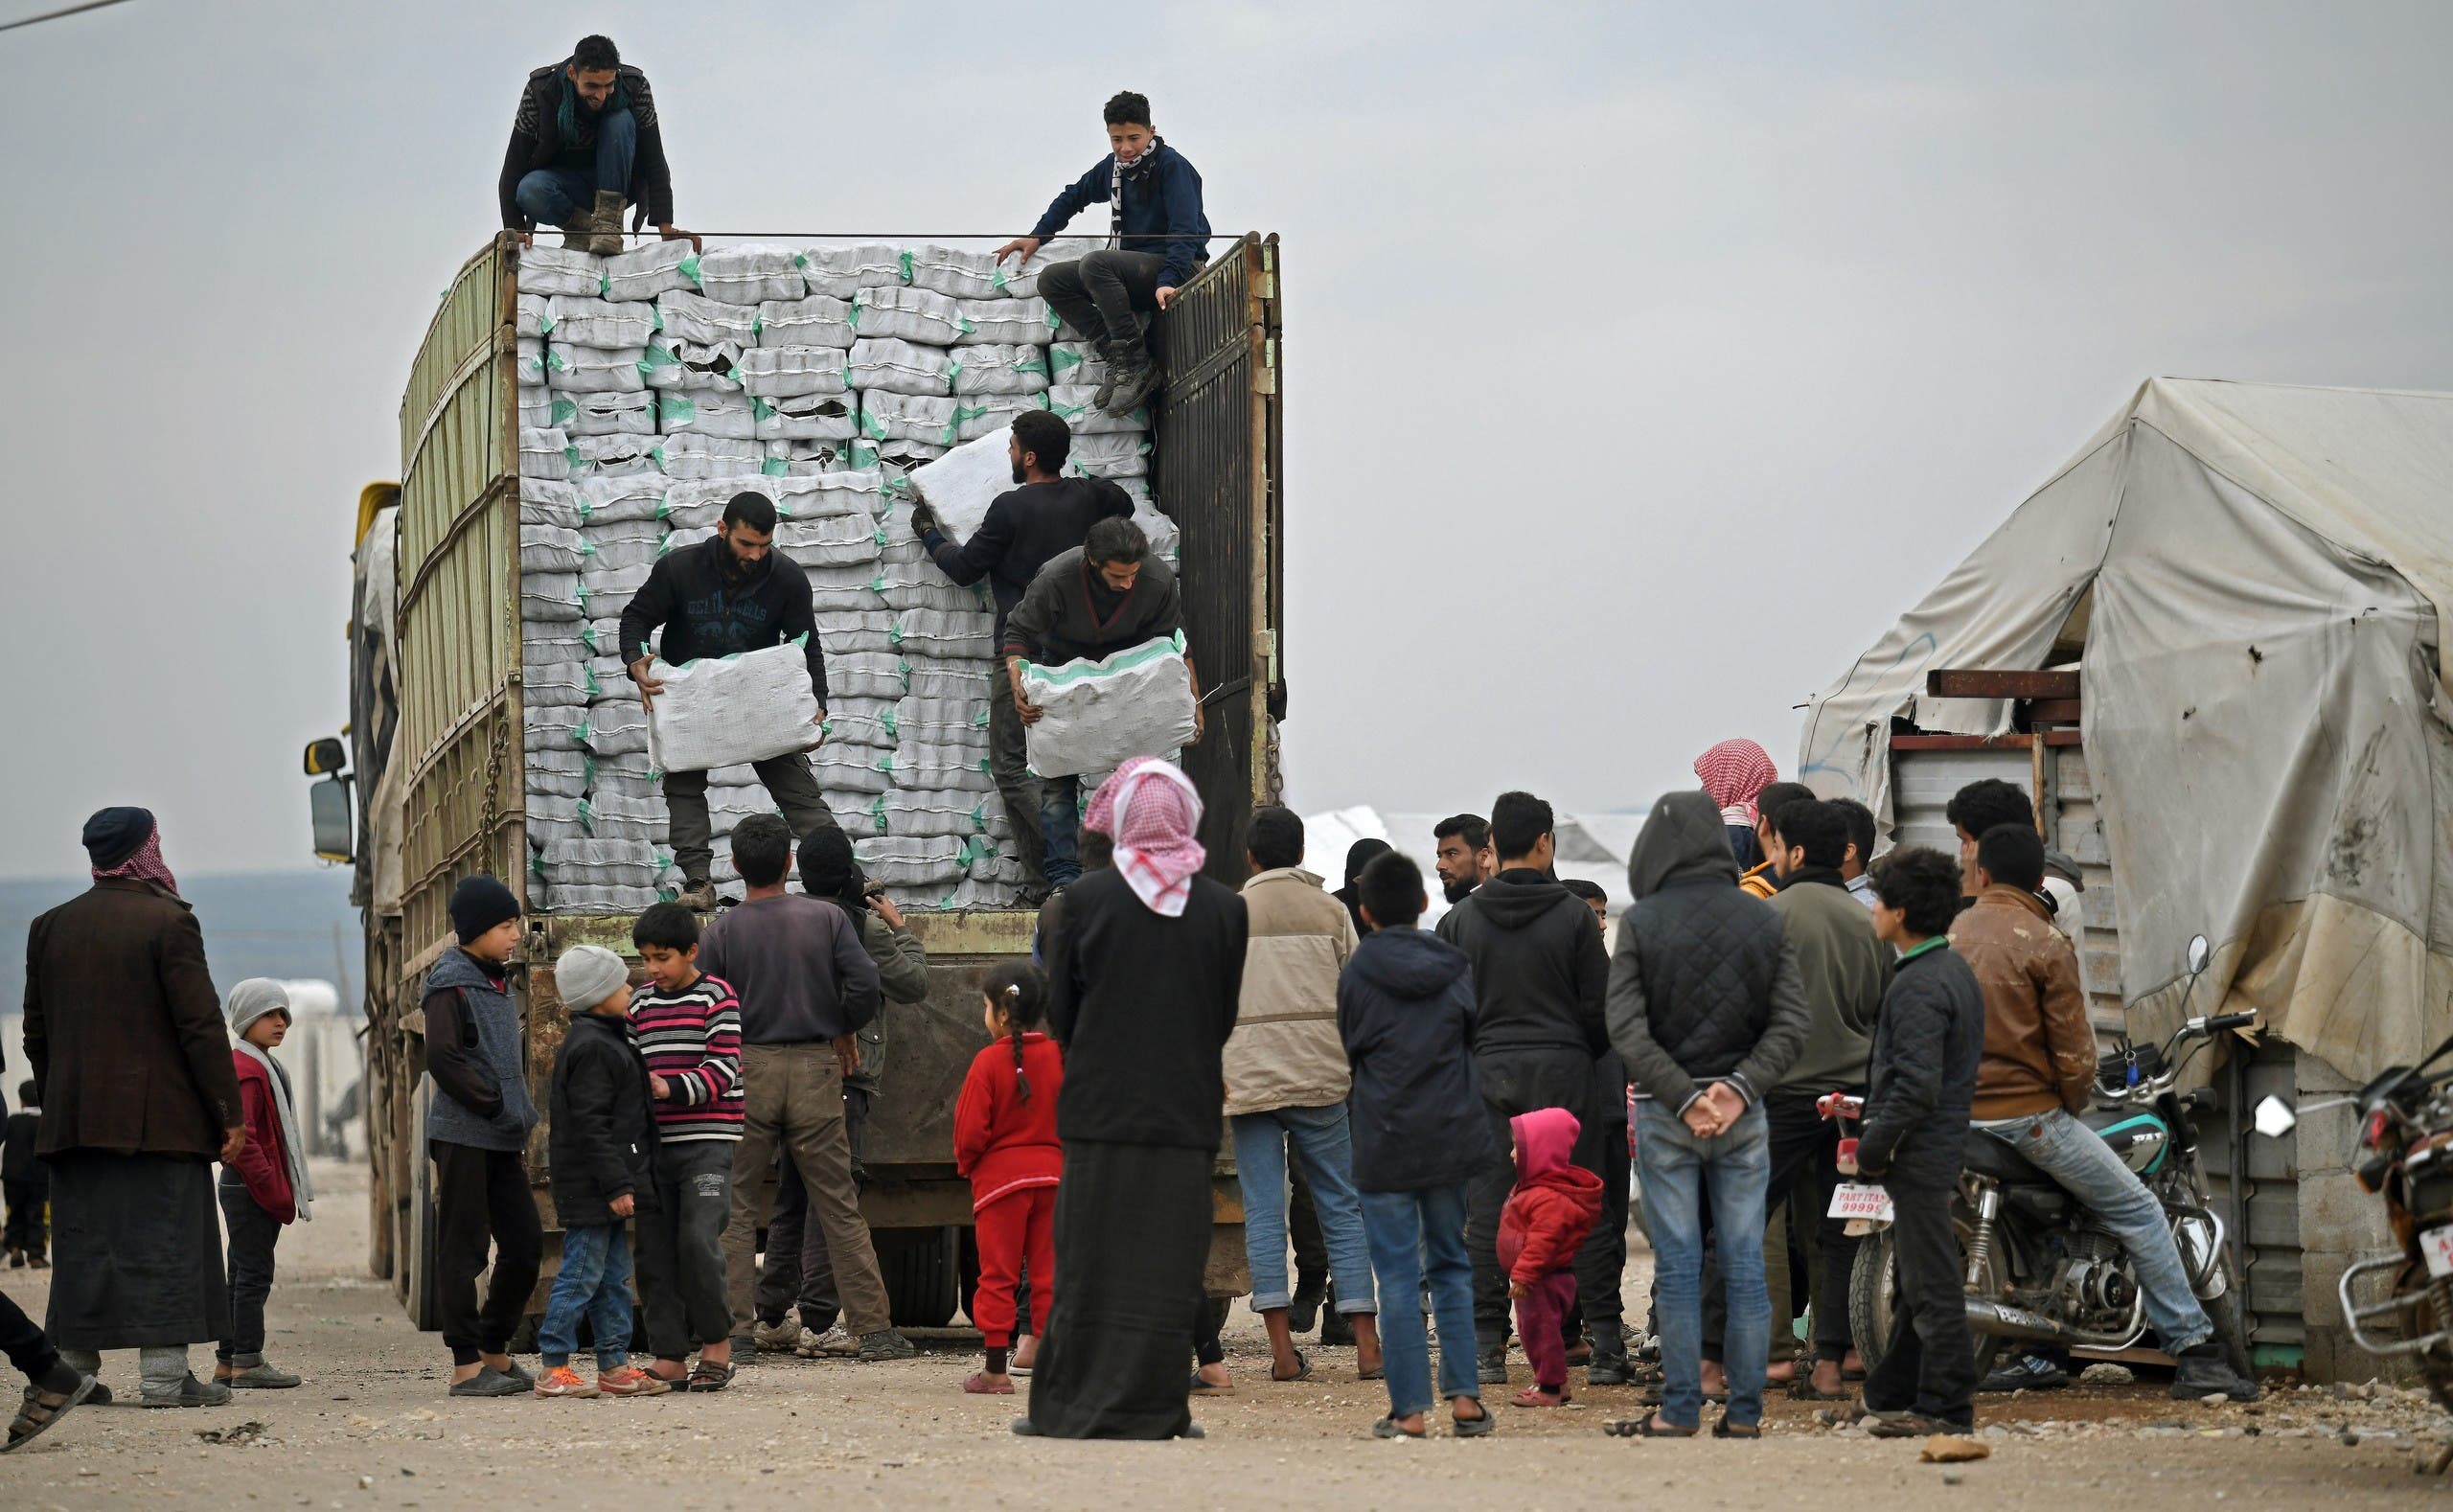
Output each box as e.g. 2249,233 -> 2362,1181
24,808 -> 245,1408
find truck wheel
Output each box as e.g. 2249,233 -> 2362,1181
876,1226 -> 961,1329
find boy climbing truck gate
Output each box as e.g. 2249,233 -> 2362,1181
329,232 -> 1286,1333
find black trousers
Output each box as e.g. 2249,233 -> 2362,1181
1193,1293 -> 1224,1368
3,1178 -> 44,1256
217,1176 -> 283,1363
431,1141 -> 545,1365
1860,1164 -> 1976,1428
1467,1050 -> 1608,1344
1039,250 -> 1165,355
0,1284 -> 59,1382
1703,1092 -> 1858,1362
1565,1118 -> 1630,1346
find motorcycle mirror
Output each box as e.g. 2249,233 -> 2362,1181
2187,934 -> 2212,976
2253,1094 -> 2297,1138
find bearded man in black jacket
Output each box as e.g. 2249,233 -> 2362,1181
1434,790 -> 1613,1384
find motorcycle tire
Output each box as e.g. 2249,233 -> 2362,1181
2203,1263 -> 2257,1385
1848,1222 -> 2003,1384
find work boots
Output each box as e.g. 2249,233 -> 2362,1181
590,191 -> 629,256
559,209 -> 600,250
1104,350 -> 1161,419
674,880 -> 720,911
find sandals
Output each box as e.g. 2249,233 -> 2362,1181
1452,1401 -> 1496,1438
1372,1413 -> 1425,1439
1712,1417 -> 1763,1439
686,1359 -> 736,1393
6,1373 -> 96,1455
962,1371 -> 1015,1395
1188,1372 -> 1236,1397
1606,1414 -> 1699,1438
1271,1349 -> 1312,1384
1510,1385 -> 1571,1408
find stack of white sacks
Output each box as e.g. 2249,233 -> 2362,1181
514,238 -> 1178,913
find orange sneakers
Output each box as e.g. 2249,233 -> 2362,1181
596,1366 -> 672,1397
534,1365 -> 598,1399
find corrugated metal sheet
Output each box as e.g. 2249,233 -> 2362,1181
1154,234 -> 1283,882
2196,1036 -> 2304,1349
1891,745 -> 2027,857
2045,744 -> 2127,1030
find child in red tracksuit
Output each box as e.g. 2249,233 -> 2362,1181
952,961 -> 1063,1396
1501,1106 -> 1604,1408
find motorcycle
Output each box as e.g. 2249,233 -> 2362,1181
1837,932 -> 2258,1383
2255,1029 -> 2453,1409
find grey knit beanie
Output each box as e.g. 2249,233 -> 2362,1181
227,978 -> 292,1037
554,944 -> 630,1013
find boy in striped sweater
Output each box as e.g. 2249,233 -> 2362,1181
628,903 -> 745,1390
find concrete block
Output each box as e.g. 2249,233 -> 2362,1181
2298,1052 -> 2362,1095
2302,1172 -> 2399,1248
2293,1104 -> 2363,1173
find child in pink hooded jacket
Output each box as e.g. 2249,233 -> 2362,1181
1498,1107 -> 1604,1407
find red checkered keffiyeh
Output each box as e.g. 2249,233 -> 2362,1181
1693,739 -> 1778,825
91,823 -> 180,897
1083,757 -> 1205,918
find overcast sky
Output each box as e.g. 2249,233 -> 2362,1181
3,1 -> 2448,880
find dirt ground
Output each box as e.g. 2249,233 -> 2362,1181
3,1159 -> 2448,1510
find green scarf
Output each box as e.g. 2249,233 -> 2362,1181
556,64 -> 630,148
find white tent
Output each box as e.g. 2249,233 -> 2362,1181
1301,807 -> 1640,927
1800,378 -> 2453,1081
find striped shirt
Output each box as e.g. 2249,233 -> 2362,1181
630,974 -> 745,1142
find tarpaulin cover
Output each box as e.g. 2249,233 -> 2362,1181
1800,379 -> 2453,1081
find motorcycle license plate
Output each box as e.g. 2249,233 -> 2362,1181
2422,1225 -> 2453,1279
1828,1182 -> 1895,1225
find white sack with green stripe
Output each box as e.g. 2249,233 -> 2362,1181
644,639 -> 822,774
1021,632 -> 1197,779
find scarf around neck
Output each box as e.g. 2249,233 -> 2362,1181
557,65 -> 630,149
1086,757 -> 1205,916
1108,135 -> 1162,251
93,825 -> 179,897
236,1042 -> 314,1221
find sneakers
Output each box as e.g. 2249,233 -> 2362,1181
674,881 -> 722,913
1105,355 -> 1161,419
1288,1271 -> 1326,1335
448,1364 -> 527,1398
1865,1410 -> 1970,1438
752,1318 -> 805,1354
1477,1343 -> 1509,1386
596,1365 -> 670,1397
2171,1346 -> 2259,1403
799,1325 -> 860,1358
138,1374 -> 232,1409
857,1329 -> 918,1362
223,1363 -> 302,1389
588,191 -> 629,257
1979,1353 -> 2069,1393
1320,1308 -> 1356,1347
1584,1349 -> 1633,1387
533,1364 -> 599,1399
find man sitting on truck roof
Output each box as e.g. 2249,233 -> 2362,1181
498,34 -> 697,257
992,90 -> 1210,422
1001,516 -> 1202,892
621,491 -> 839,911
910,409 -> 1135,901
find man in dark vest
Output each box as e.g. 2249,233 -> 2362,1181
498,34 -> 696,255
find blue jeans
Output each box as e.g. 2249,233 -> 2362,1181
516,108 -> 636,228
1637,1098 -> 1772,1427
1359,1184 -> 1478,1419
539,1223 -> 634,1371
1975,1108 -> 2211,1351
1037,774 -> 1083,886
1230,1104 -> 1377,1314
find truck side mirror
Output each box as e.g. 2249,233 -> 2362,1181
304,736 -> 348,777
2253,1095 -> 2297,1138
311,774 -> 355,863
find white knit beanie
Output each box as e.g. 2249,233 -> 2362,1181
554,944 -> 630,1013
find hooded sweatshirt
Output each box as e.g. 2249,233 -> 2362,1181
1433,869 -> 1610,1063
1336,927 -> 1490,1192
1764,866 -> 1891,1098
1608,791 -> 1811,1114
1497,1107 -> 1605,1285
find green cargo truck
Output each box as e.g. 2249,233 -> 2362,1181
307,232 -> 1286,1330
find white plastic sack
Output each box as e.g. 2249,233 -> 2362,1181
693,244 -> 808,305
848,338 -> 953,398
645,640 -> 822,773
558,346 -> 648,394
546,296 -> 657,351
567,431 -> 661,476
1047,339 -> 1105,387
517,337 -> 556,387
828,651 -> 906,701
656,289 -> 760,347
850,285 -> 969,346
954,392 -> 1049,444
823,697 -> 897,751
903,426 -> 1013,540
658,477 -> 756,532
949,344 -> 1051,397
755,393 -> 857,442
814,744 -> 894,795
1021,632 -> 1197,778
582,701 -> 652,757
520,522 -> 585,573
578,527 -> 662,574
817,611 -> 895,657
774,470 -> 885,521
527,749 -> 589,799
521,390 -> 557,430
1062,430 -> 1152,480
643,337 -> 745,391
896,696 -> 991,751
765,438 -> 853,474
604,240 -> 695,302
998,238 -> 1100,300
558,388 -> 657,436
580,560 -> 653,620
800,243 -> 908,299
855,836 -> 965,885
953,297 -> 1058,347
875,562 -> 987,614
658,390 -> 758,439
1047,382 -> 1146,434
574,473 -> 667,525
874,790 -> 994,838
893,606 -> 996,658
739,347 -> 852,399
859,390 -> 960,447
851,437 -> 950,479
521,573 -> 584,623
778,511 -> 881,570
516,246 -> 603,297
519,426 -> 573,480
757,295 -> 856,351
516,294 -> 553,339
889,748 -> 995,793
906,661 -> 993,702
657,432 -> 761,479
905,244 -> 1007,299
521,656 -> 593,710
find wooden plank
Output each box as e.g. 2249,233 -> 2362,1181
1927,668 -> 2080,699
2029,698 -> 2084,722
1890,733 -> 2034,752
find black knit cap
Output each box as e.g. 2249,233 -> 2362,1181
796,826 -> 866,908
81,806 -> 155,869
449,875 -> 521,944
